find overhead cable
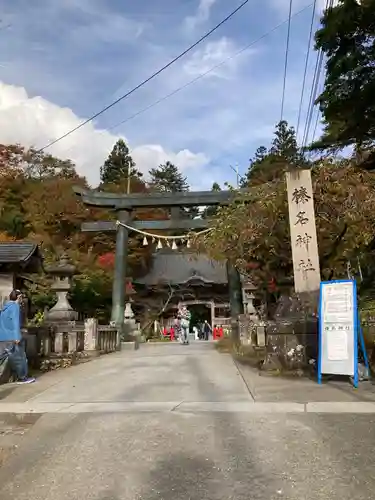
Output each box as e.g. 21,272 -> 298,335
37,0 -> 251,152
280,0 -> 294,121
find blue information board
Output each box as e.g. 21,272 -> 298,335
318,280 -> 358,387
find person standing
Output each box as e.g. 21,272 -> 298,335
203,320 -> 212,341
177,305 -> 191,345
0,290 -> 35,384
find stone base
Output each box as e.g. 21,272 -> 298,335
262,292 -> 319,370
121,341 -> 137,350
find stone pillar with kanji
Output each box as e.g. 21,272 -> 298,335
285,169 -> 321,295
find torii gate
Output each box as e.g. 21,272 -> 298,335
73,186 -> 244,341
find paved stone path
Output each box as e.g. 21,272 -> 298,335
0,342 -> 374,499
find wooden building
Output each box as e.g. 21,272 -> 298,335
135,249 -> 253,329
0,242 -> 43,319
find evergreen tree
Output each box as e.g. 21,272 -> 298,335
202,182 -> 222,218
270,120 -> 302,163
311,0 -> 375,155
243,121 -> 307,186
149,161 -> 189,192
100,139 -> 142,185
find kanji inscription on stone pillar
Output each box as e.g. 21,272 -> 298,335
285,169 -> 321,293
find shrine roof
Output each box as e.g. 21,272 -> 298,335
0,242 -> 42,264
135,251 -> 228,286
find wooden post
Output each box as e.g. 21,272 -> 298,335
285,169 -> 321,293
210,301 -> 215,327
111,210 -> 131,327
226,260 -> 244,345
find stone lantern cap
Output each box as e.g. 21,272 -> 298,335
46,254 -> 76,277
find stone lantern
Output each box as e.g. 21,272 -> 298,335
45,254 -> 78,323
124,279 -> 136,320
123,279 -> 138,338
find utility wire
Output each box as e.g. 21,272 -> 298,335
296,0 -> 317,137
280,0 -> 293,121
301,0 -> 333,149
302,48 -> 323,148
311,100 -> 321,145
58,3 -> 312,159
106,4 -> 312,135
37,0 -> 251,153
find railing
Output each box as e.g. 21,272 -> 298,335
24,319 -> 119,362
97,325 -> 118,353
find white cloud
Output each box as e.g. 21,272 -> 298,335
185,0 -> 217,32
67,1 -> 146,45
0,81 -> 209,186
131,145 -> 209,174
183,37 -> 252,79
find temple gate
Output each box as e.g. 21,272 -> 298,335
73,187 -> 244,343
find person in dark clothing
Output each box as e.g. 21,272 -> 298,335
0,290 -> 35,384
202,320 -> 212,341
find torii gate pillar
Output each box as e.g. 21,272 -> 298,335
112,210 -> 131,326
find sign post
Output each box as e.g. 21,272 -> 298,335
285,169 -> 321,293
318,280 -> 358,387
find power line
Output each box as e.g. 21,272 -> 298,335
37,0 -> 251,153
311,97 -> 321,146
280,0 -> 293,122
58,3 -> 312,160
296,0 -> 317,137
105,4 -> 312,135
301,0 -> 333,149
302,48 -> 323,148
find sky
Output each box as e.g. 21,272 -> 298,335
0,0 -> 331,189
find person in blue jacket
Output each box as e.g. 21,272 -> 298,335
0,290 -> 35,384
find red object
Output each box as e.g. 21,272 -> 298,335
218,327 -> 224,339
125,280 -> 135,295
213,327 -> 218,340
268,277 -> 277,292
170,327 -> 175,341
163,327 -> 168,336
97,252 -> 115,268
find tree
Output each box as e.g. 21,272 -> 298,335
201,161 -> 375,291
0,142 -> 210,320
22,148 -> 78,180
242,121 -> 308,186
202,182 -> 222,218
149,161 -> 197,218
311,0 -> 375,155
100,139 -> 142,187
149,161 -> 189,192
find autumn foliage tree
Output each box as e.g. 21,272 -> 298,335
0,142 -> 157,320
202,162 -> 375,290
201,116 -> 375,294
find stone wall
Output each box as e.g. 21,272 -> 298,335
238,312 -> 317,371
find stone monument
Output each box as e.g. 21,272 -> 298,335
45,254 -> 78,323
261,169 -> 321,370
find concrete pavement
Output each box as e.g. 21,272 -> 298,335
0,342 -> 374,499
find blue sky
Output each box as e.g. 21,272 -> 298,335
0,0 -> 327,188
